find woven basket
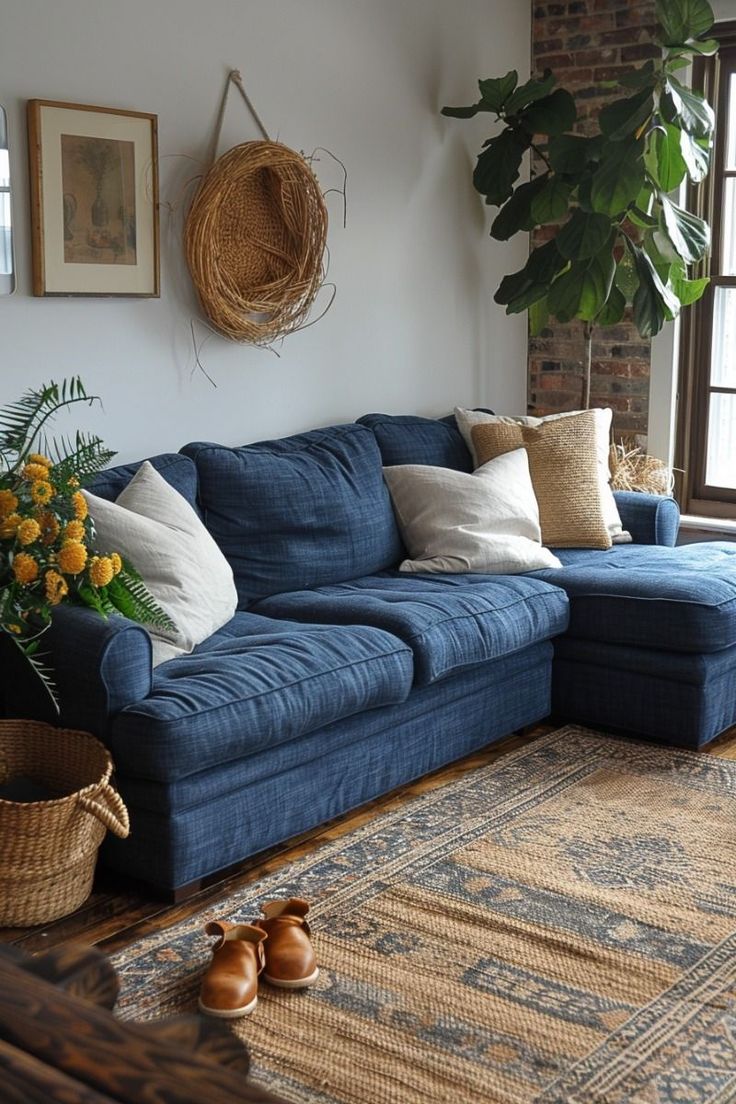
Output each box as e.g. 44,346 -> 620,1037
184,139 -> 328,345
0,721 -> 129,926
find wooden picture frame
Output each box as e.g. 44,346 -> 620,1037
27,99 -> 159,297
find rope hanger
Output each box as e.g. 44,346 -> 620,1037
209,69 -> 271,165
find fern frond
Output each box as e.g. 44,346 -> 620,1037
108,572 -> 176,631
51,432 -> 117,486
12,636 -> 60,713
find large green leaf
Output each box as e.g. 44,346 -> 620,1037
655,0 -> 714,46
556,209 -> 613,260
648,122 -> 688,192
495,240 -> 567,309
672,272 -> 710,305
590,146 -> 645,218
478,71 -> 518,112
548,241 -> 616,323
528,297 -> 549,336
548,134 -> 603,175
519,89 -> 577,136
660,194 -> 710,262
618,61 -> 658,91
680,131 -> 711,182
473,128 -> 530,206
631,244 -> 680,337
663,77 -> 715,138
491,175 -> 549,240
597,283 -> 627,325
503,71 -> 556,116
599,89 -> 654,142
615,249 -> 640,302
531,176 -> 572,224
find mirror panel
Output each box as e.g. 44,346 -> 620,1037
0,106 -> 15,295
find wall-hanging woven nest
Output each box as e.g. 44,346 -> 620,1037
184,139 -> 328,345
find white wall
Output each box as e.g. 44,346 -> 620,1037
0,0 -> 530,463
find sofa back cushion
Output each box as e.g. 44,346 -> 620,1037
89,454 -> 200,513
357,413 -> 474,471
181,424 -> 403,604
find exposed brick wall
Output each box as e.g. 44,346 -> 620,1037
528,0 -> 658,442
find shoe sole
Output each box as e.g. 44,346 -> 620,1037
198,994 -> 258,1018
262,967 -> 320,989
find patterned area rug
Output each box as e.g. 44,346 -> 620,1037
112,726 -> 736,1103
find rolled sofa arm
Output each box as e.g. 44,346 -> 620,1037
613,491 -> 680,547
1,606 -> 153,739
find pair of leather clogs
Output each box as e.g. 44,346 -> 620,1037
198,897 -> 319,1018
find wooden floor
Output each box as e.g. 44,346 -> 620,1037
2,722 -> 736,956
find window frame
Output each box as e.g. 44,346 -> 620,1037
676,22 -> 736,519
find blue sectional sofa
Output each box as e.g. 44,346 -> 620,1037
6,411 -> 736,896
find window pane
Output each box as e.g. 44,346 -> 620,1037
705,392 -> 736,489
723,178 -> 736,275
711,286 -> 736,387
0,149 -> 8,189
727,72 -> 736,170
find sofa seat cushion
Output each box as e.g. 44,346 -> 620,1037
253,573 -> 569,686
530,542 -> 736,653
108,612 -> 414,782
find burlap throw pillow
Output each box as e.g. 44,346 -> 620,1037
471,410 -> 612,549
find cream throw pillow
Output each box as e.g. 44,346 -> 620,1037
83,462 -> 238,666
455,406 -> 631,544
383,449 -> 562,575
471,411 -> 611,549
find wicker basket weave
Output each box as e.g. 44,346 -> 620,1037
184,139 -> 328,345
0,721 -> 129,926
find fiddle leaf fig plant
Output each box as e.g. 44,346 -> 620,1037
442,0 -> 718,407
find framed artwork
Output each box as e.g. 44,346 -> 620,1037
27,99 -> 159,296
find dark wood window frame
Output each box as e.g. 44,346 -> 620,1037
676,20 -> 736,519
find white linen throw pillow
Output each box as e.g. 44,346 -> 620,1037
455,406 -> 631,544
383,449 -> 562,575
83,461 -> 238,666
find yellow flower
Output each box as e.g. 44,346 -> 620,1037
39,511 -> 60,545
58,540 -> 87,575
71,491 -> 88,520
0,513 -> 21,539
67,476 -> 80,488
88,555 -> 114,588
63,519 -> 86,543
13,552 -> 39,585
16,518 -> 41,546
110,552 -> 123,576
0,489 -> 18,518
31,480 -> 54,505
29,453 -> 52,468
44,569 -> 68,605
22,462 -> 51,482
6,623 -> 22,634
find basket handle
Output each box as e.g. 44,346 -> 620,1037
78,783 -> 130,839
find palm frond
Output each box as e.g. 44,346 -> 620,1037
108,572 -> 176,631
51,432 -> 117,486
0,377 -> 101,467
13,637 -> 60,713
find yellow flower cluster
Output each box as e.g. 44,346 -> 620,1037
89,555 -> 114,588
44,569 -> 68,605
58,540 -> 88,575
13,552 -> 39,585
0,489 -> 18,518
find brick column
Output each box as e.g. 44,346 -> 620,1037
529,0 -> 657,443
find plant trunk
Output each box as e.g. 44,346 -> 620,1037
582,322 -> 593,409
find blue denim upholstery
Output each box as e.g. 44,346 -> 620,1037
357,413 -> 474,471
88,453 -> 199,511
253,572 -> 568,686
612,491 -> 679,546
102,642 -> 554,888
182,425 -> 403,605
109,612 -> 413,781
531,543 -> 736,653
551,637 -> 736,749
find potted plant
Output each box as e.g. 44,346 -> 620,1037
441,0 -> 718,410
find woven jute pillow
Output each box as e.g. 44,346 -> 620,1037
471,410 -> 612,549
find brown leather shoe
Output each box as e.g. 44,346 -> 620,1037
198,921 -> 267,1018
256,898 -> 319,989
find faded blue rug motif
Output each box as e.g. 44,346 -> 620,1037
112,726 -> 736,1103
